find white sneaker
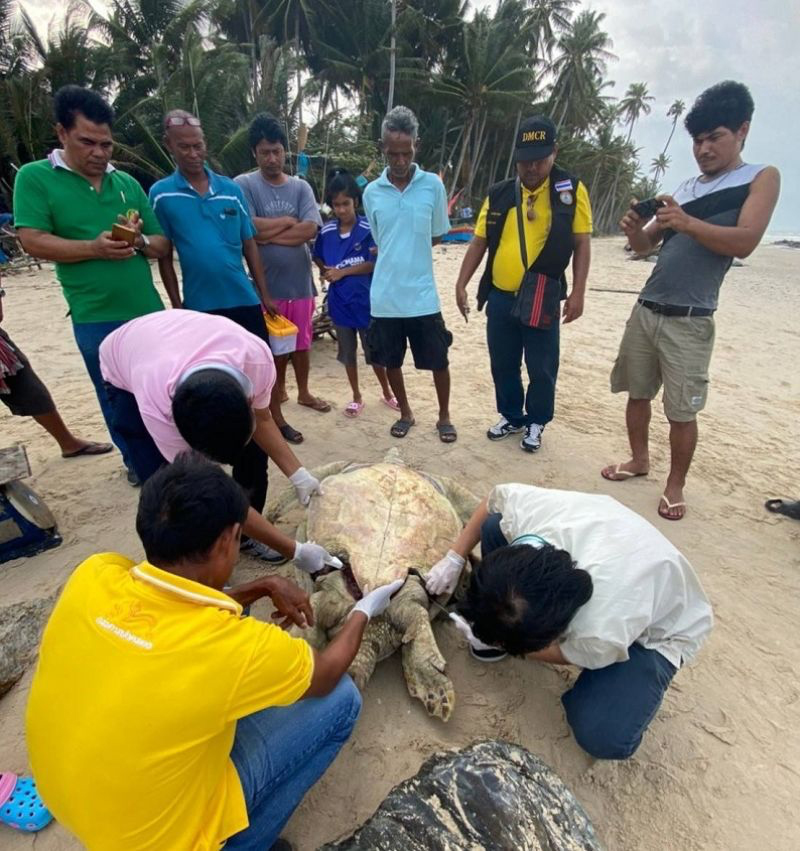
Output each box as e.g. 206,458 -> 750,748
520,423 -> 544,452
487,416 -> 525,441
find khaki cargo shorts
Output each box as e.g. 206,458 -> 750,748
610,302 -> 715,422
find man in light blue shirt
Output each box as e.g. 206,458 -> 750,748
363,106 -> 455,443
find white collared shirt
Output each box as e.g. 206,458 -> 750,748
488,484 -> 714,669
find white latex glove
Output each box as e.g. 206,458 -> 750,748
425,549 -> 466,596
350,578 -> 405,621
290,467 -> 321,506
449,612 -> 499,652
294,541 -> 342,574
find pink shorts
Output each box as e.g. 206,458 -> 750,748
273,297 -> 315,352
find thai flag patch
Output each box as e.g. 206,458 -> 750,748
554,179 -> 573,192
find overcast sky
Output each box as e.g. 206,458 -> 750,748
22,0 -> 798,232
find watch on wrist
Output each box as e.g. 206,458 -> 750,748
136,233 -> 151,253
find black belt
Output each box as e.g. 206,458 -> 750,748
638,299 -> 715,318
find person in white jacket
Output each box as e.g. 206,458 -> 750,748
426,483 -> 713,759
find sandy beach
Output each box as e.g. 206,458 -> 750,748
1,236 -> 798,850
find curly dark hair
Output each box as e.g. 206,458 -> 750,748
685,81 -> 754,138
457,543 -> 593,656
248,112 -> 288,151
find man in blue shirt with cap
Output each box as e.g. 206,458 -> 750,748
363,106 -> 455,443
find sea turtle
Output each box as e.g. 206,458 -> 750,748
268,451 -> 478,721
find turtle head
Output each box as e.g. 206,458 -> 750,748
383,447 -> 406,465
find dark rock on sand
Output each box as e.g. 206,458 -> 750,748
320,739 -> 602,851
0,596 -> 54,697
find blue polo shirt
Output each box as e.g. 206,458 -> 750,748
363,166 -> 449,318
149,168 -> 259,311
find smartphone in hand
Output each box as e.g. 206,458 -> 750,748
631,198 -> 666,219
111,223 -> 137,245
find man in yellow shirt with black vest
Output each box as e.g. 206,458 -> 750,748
25,453 -> 403,850
454,116 -> 592,452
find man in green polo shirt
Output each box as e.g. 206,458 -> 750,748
14,85 -> 169,484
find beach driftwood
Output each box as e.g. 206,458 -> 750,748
319,739 -> 602,851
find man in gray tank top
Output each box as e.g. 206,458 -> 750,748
601,81 -> 780,521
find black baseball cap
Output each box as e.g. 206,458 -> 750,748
514,116 -> 557,162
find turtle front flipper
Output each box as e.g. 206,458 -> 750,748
266,461 -> 351,523
348,619 -> 399,690
385,578 -> 455,721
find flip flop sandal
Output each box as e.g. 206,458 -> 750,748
601,463 -> 648,482
390,418 -> 415,438
279,424 -> 304,444
61,441 -> 114,458
344,401 -> 365,418
765,499 -> 800,520
381,396 -> 401,411
437,423 -> 458,443
0,773 -> 53,832
658,495 -> 686,521
298,396 -> 332,413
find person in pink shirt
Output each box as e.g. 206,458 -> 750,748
99,309 -> 333,568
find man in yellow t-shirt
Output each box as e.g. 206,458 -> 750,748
454,116 -> 592,453
26,453 -> 402,851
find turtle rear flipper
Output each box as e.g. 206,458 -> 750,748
385,578 -> 455,721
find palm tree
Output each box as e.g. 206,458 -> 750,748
661,97 -> 685,155
0,0 -> 650,221
310,0 -> 395,123
387,0 -> 396,111
619,81 -> 654,142
650,152 -> 670,185
550,10 -> 616,134
262,0 -> 333,128
436,6 -> 534,197
528,0 -> 578,59
18,1 -> 109,93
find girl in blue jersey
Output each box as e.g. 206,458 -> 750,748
313,171 -> 398,417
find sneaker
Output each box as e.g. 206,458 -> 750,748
520,423 -> 544,452
486,416 -> 524,441
240,538 -> 287,563
470,646 -> 508,662
126,468 -> 141,487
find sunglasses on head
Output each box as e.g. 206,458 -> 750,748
166,116 -> 201,128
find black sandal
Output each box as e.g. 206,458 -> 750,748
390,418 -> 415,438
436,423 -> 457,443
765,498 -> 800,520
279,423 -> 304,444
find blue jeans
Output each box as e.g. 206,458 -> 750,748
480,513 -> 677,759
225,676 -> 362,849
72,320 -> 130,468
485,286 -> 560,427
104,384 -> 167,482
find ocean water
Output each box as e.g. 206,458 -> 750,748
766,231 -> 800,244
